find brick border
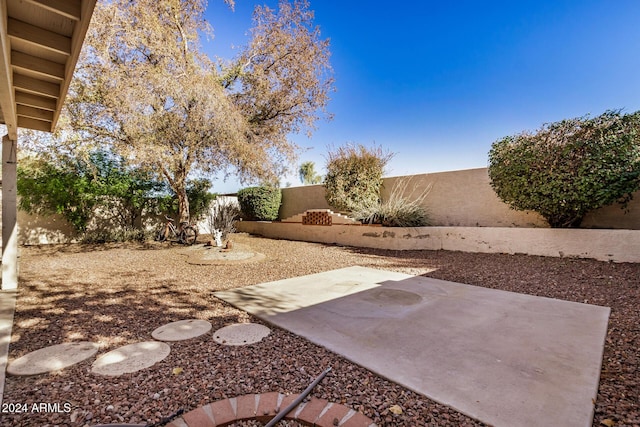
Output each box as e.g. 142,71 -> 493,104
167,392 -> 376,427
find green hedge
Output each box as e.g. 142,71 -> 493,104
488,110 -> 640,227
237,186 -> 282,221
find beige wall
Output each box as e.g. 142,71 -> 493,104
279,183 -> 331,220
17,210 -> 77,244
237,221 -> 640,263
0,191 -> 77,245
280,167 -> 640,229
382,169 -> 547,227
6,166 -> 640,246
2,194 -> 161,245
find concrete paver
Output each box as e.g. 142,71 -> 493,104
7,341 -> 99,376
151,319 -> 212,341
91,341 -> 170,376
214,266 -> 611,427
212,323 -> 270,346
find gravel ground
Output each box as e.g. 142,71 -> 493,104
2,233 -> 639,427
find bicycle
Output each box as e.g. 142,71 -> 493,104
155,216 -> 198,245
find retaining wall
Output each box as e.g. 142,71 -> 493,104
236,221 -> 640,263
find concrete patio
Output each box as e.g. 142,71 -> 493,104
214,266 -> 611,427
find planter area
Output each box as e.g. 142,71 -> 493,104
236,221 -> 640,263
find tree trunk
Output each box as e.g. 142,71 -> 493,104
176,185 -> 190,223
162,164 -> 190,224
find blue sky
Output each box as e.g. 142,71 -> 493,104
203,1 -> 640,193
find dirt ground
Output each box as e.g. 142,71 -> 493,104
2,233 -> 639,426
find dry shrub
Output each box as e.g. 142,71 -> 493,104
207,198 -> 241,240
350,177 -> 432,227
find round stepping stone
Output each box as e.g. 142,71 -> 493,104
213,323 -> 270,346
91,341 -> 170,376
151,319 -> 212,341
7,342 -> 99,376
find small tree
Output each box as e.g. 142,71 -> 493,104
488,110 -> 640,228
299,161 -> 322,184
324,144 -> 394,212
44,0 -> 334,224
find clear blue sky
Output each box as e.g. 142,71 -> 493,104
203,0 -> 640,193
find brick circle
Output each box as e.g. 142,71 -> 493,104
169,392 -> 376,427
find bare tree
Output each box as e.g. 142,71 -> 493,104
35,0 -> 333,222
222,0 -> 334,182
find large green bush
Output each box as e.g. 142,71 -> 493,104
17,150 -> 166,233
488,110 -> 640,228
324,144 -> 394,212
237,186 -> 282,220
18,156 -> 98,233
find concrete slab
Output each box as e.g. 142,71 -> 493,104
151,319 -> 212,341
7,342 -> 99,376
214,266 -> 610,427
213,323 -> 270,346
91,341 -> 170,376
0,290 -> 17,406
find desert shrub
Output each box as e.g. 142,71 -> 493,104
237,186 -> 282,220
350,177 -> 432,227
17,150 -> 222,238
488,110 -> 640,227
324,144 -> 394,212
88,151 -> 168,229
17,150 -> 166,233
207,198 -> 241,240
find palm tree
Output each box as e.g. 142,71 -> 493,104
298,161 -> 322,185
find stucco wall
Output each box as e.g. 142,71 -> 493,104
382,169 -> 547,227
5,166 -> 640,246
236,221 -> 640,263
280,167 -> 640,229
279,183 -> 331,220
17,210 -> 77,244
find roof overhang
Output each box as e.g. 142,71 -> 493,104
0,0 -> 96,140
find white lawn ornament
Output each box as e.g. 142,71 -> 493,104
213,229 -> 223,247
